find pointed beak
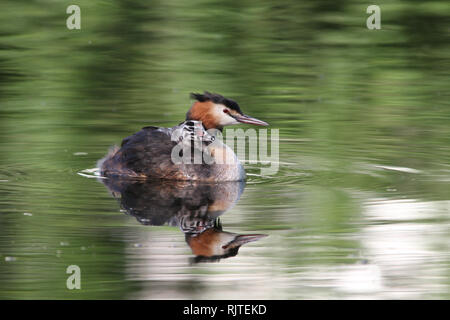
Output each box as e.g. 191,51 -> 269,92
234,114 -> 269,126
223,234 -> 268,249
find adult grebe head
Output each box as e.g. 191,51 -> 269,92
186,91 -> 269,130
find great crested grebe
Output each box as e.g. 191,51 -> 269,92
99,92 -> 268,181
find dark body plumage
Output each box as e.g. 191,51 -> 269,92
101,126 -> 180,179
99,122 -> 245,181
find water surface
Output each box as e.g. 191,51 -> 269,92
0,0 -> 449,299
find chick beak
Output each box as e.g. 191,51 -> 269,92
234,114 -> 269,126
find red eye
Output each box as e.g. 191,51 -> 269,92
223,109 -> 229,113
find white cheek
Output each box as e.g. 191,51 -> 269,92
213,104 -> 238,126
221,117 -> 239,126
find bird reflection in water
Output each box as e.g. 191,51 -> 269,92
101,178 -> 267,263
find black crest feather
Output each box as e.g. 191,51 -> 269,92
190,91 -> 243,114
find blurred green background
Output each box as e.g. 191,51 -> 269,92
0,0 -> 449,299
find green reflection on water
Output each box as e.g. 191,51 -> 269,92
0,0 -> 449,299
